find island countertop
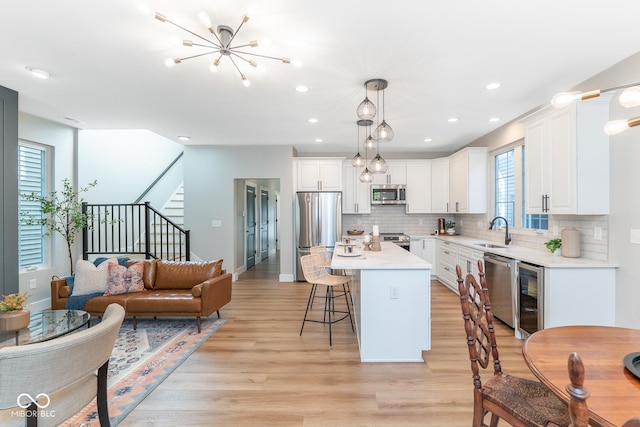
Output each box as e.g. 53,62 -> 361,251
331,241 -> 432,270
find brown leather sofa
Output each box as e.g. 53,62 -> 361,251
51,259 -> 232,332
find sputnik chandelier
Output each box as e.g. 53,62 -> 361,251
154,11 -> 291,87
551,82 -> 640,135
354,78 -> 394,182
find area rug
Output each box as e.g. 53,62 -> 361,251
63,317 -> 226,426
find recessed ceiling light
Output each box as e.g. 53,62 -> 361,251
448,117 -> 458,123
178,136 -> 190,141
489,117 -> 500,123
314,138 -> 323,143
295,85 -> 309,93
486,82 -> 501,90
423,138 -> 433,142
308,118 -> 318,123
25,66 -> 51,79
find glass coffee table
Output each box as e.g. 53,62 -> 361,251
0,309 -> 90,347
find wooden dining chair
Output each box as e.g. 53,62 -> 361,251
565,351 -> 640,427
300,253 -> 354,345
456,261 -> 570,427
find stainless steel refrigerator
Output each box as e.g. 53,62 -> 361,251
295,191 -> 342,281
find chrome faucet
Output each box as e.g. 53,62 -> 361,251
489,216 -> 512,245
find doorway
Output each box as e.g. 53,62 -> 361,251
260,188 -> 269,260
246,184 -> 256,269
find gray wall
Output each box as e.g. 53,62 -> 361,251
184,145 -> 294,280
1,85 -> 18,297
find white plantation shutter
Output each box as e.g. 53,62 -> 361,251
18,144 -> 46,267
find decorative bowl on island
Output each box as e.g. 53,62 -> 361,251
347,230 -> 364,235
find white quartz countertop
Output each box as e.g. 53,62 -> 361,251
409,234 -> 618,268
332,241 -> 432,270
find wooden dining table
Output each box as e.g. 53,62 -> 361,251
522,325 -> 640,427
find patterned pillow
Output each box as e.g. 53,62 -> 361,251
104,262 -> 145,295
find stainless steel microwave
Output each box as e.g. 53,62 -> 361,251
371,184 -> 406,205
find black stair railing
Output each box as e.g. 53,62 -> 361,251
82,202 -> 190,261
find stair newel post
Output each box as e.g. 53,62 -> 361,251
82,202 -> 89,261
144,201 -> 151,259
185,229 -> 191,261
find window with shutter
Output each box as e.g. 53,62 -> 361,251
18,143 -> 47,268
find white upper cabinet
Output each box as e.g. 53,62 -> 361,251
371,161 -> 407,185
448,147 -> 487,213
522,100 -> 610,215
342,161 -> 371,214
431,158 -> 450,213
405,161 -> 431,213
294,158 -> 343,191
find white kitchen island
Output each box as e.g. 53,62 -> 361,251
332,242 -> 431,362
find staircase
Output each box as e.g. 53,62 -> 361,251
82,188 -> 190,261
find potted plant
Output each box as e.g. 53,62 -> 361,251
20,178 -> 104,274
545,238 -> 562,255
445,220 -> 456,235
0,291 -> 31,332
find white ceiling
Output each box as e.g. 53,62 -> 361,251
2,0 -> 640,155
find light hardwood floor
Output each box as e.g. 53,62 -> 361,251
121,252 -> 538,426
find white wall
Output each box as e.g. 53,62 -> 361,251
78,129 -> 183,204
18,113 -> 76,311
184,145 -> 294,281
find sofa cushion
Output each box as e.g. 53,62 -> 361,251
125,290 -> 201,314
104,262 -> 145,295
72,259 -> 114,296
153,259 -> 223,290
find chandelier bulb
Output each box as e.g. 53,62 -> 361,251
249,60 -> 258,68
164,58 -> 180,68
619,86 -> 640,108
154,12 -> 167,22
183,40 -> 193,47
241,75 -> 251,87
249,40 -> 259,47
198,11 -> 212,28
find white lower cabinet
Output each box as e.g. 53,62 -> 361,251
410,237 -> 436,264
437,240 -> 459,293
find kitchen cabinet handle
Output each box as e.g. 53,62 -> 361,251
318,181 -> 322,190
355,203 -> 359,213
446,202 -> 449,212
455,202 -> 459,212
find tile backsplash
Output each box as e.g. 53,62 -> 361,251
343,207 -> 609,261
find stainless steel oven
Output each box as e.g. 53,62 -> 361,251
517,261 -> 544,337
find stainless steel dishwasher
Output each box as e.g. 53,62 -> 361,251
483,253 -> 517,328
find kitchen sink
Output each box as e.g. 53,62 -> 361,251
473,242 -> 506,249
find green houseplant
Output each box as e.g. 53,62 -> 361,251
20,178 -> 102,274
544,238 -> 562,254
445,220 -> 456,235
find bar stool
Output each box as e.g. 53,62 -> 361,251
300,253 -> 354,345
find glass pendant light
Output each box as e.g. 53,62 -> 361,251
359,121 -> 374,183
374,86 -> 394,142
356,83 -> 376,120
370,152 -> 388,174
352,122 -> 365,167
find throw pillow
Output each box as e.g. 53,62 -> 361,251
104,262 -> 145,296
73,259 -> 115,296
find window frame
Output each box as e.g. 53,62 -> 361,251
490,139 -> 547,234
18,140 -> 52,270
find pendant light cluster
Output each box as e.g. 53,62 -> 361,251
353,79 -> 394,183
